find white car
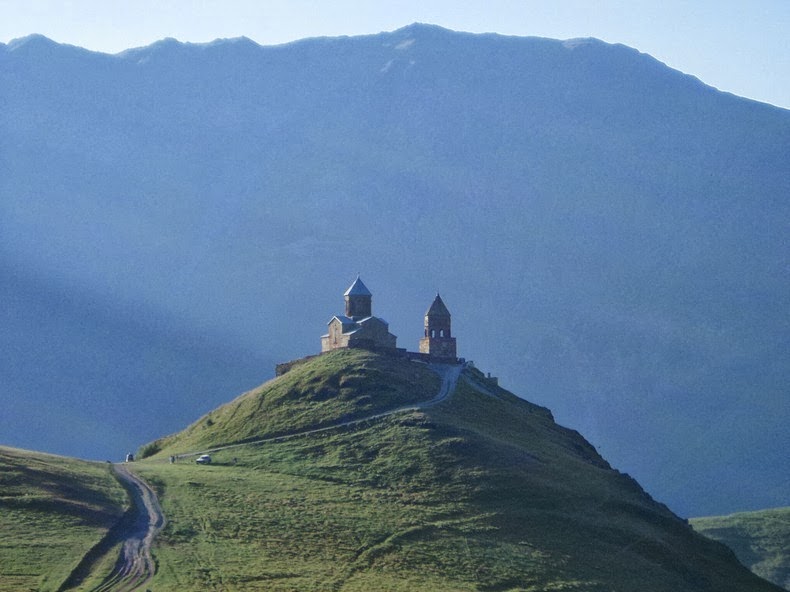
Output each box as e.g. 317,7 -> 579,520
195,454 -> 212,465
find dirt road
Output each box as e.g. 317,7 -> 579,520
91,464 -> 165,591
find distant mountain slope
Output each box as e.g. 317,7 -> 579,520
0,262 -> 269,460
1,24 -> 788,516
692,507 -> 790,590
130,350 -> 781,591
0,446 -> 127,591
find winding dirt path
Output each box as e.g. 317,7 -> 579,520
91,464 -> 166,592
174,362 -> 465,460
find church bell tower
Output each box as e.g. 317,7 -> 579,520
419,294 -> 457,361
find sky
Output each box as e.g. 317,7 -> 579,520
1,0 -> 789,110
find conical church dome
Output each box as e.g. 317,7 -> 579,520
425,293 -> 451,317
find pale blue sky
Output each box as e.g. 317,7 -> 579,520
1,0 -> 788,109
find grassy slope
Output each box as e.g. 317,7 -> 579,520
691,508 -> 790,590
140,349 -> 440,457
0,446 -> 128,592
130,350 -> 780,591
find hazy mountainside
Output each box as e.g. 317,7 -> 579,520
0,446 -> 127,591
692,507 -> 790,590
1,24 -> 788,516
128,350 -> 782,591
0,261 -> 269,459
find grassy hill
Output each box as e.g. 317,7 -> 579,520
0,446 -> 127,591
126,349 -> 780,591
140,349 -> 441,457
691,508 -> 790,590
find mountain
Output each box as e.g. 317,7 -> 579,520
126,350 -> 779,590
1,24 -> 788,517
0,261 -> 269,460
691,507 -> 790,590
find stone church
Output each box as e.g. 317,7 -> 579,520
321,276 -> 398,352
321,277 -> 457,362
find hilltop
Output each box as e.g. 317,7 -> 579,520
123,349 -> 780,591
2,24 -> 788,517
140,349 -> 444,457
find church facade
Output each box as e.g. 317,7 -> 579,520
321,276 -> 398,353
321,277 -> 457,362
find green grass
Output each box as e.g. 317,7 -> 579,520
0,446 -> 128,592
125,352 -> 780,591
134,418 -> 553,591
691,507 -> 790,590
141,349 -> 440,458
3,351 -> 782,591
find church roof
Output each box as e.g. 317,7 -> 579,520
426,293 -> 451,317
328,315 -> 357,326
358,315 -> 388,327
344,275 -> 372,297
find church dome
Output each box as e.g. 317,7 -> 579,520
344,276 -> 372,297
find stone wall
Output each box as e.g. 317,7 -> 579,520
419,336 -> 457,360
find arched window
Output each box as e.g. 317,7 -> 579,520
440,329 -> 444,337
431,329 -> 436,338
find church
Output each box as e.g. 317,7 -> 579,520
321,276 -> 398,352
321,277 -> 457,362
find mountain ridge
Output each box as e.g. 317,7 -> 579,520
3,24 -> 777,111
